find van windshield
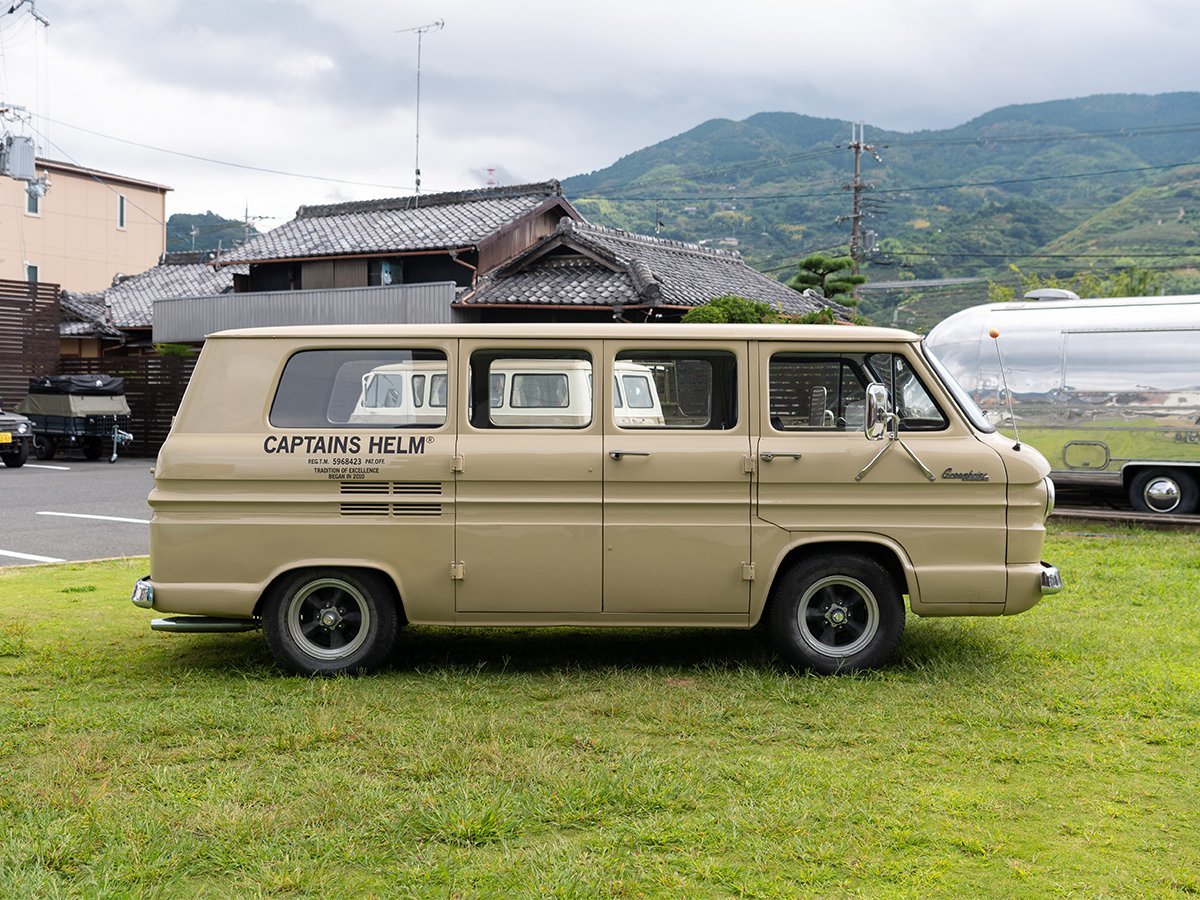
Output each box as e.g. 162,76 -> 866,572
922,341 -> 995,433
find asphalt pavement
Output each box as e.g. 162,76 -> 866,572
0,455 -> 155,566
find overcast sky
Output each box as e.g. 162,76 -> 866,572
1,0 -> 1197,231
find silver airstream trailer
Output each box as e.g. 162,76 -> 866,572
926,291 -> 1200,515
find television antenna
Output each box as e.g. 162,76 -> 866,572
397,19 -> 444,206
6,0 -> 49,27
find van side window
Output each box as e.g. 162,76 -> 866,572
469,350 -> 593,429
411,374 -> 426,408
615,350 -> 737,429
270,349 -> 448,428
866,353 -> 948,431
769,354 -> 867,431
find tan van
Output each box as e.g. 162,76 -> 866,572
132,323 -> 1061,675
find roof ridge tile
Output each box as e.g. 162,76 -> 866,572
295,180 -> 563,220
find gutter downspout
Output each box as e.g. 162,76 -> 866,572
447,248 -> 478,288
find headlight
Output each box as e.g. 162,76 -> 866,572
17,423 -> 28,434
1044,476 -> 1056,518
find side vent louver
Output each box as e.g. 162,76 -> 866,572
339,482 -> 443,517
340,481 -> 442,495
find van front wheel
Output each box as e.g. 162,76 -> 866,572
263,569 -> 398,675
769,555 -> 904,674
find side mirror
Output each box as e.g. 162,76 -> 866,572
864,382 -> 890,441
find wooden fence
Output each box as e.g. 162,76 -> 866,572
60,356 -> 196,458
0,279 -> 60,410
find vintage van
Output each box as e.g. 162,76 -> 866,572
132,323 -> 1061,676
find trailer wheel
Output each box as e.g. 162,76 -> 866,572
33,435 -> 55,460
263,569 -> 398,676
82,437 -> 104,461
1129,468 -> 1198,516
769,553 -> 904,674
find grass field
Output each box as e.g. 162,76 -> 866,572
2,524 -> 1198,897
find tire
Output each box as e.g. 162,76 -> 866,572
769,554 -> 904,674
1129,468 -> 1198,516
82,437 -> 104,461
33,435 -> 55,460
262,569 -> 399,675
2,440 -> 28,468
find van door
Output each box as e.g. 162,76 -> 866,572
754,343 -> 1009,609
453,342 -> 603,614
601,342 -> 753,614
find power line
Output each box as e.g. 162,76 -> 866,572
39,114 -> 420,192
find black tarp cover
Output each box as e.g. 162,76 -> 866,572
27,374 -> 126,396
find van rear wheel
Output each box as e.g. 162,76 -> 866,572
769,554 -> 904,674
263,569 -> 398,675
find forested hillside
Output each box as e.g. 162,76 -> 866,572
563,93 -> 1200,329
166,211 -> 260,254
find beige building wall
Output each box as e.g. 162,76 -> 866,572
0,159 -> 169,292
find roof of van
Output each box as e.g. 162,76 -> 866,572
205,323 -> 919,342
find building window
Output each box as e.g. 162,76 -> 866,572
118,194 -> 127,229
25,263 -> 39,283
26,190 -> 39,215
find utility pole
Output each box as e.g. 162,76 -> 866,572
842,122 -> 882,271
397,19 -> 444,207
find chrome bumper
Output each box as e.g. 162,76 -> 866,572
131,576 -> 154,609
1040,562 -> 1063,595
151,616 -> 260,634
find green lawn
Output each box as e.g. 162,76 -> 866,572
2,525 -> 1198,897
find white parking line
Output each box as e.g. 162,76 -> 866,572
37,511 -> 151,525
25,464 -> 72,471
0,549 -> 66,563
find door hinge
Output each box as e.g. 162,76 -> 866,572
741,563 -> 755,581
450,561 -> 465,581
451,454 -> 464,474
742,454 -> 756,474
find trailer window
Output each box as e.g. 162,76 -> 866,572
1064,330 -> 1200,393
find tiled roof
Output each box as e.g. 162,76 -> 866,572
62,251 -> 243,334
213,181 -> 572,266
59,292 -> 122,338
461,219 -> 846,316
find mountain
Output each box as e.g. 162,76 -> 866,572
166,211 -> 261,254
563,93 -> 1200,329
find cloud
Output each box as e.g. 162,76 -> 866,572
3,0 -> 1198,224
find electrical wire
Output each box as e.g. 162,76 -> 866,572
41,114 -> 426,192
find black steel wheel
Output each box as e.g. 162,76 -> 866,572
1,440 -> 28,468
769,554 -> 904,674
263,569 -> 399,675
33,435 -> 55,460
1129,468 -> 1198,516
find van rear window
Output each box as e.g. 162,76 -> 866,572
270,349 -> 449,428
